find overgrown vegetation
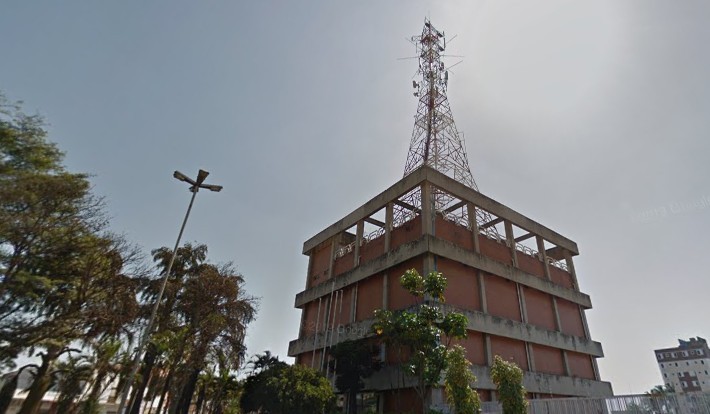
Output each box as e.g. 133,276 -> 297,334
372,269 -> 475,413
444,345 -> 481,414
241,352 -> 336,414
490,355 -> 527,414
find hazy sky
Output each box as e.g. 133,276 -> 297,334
2,1 -> 709,395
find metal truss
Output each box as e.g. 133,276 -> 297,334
396,19 -> 499,234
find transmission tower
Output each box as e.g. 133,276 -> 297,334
397,19 -> 496,230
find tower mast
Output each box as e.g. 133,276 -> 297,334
398,19 -> 497,231
404,19 -> 478,191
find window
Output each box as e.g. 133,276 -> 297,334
672,352 -> 677,357
687,362 -> 690,366
676,363 -> 679,367
664,373 -> 668,377
681,381 -> 687,387
661,363 -> 664,368
658,353 -> 664,360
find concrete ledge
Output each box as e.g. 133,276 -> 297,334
302,166 -> 578,255
294,238 -> 428,308
288,306 -> 603,358
295,236 -> 591,309
424,168 -> 579,255
365,365 -> 613,397
302,168 -> 426,254
428,237 -> 592,308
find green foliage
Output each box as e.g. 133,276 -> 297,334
241,354 -> 335,414
0,92 -> 143,413
372,269 -> 470,412
329,339 -> 381,414
490,355 -> 527,414
444,345 -> 481,414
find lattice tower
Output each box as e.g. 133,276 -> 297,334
396,20 -> 497,232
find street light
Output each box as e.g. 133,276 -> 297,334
116,169 -> 222,414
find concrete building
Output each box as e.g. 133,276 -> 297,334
655,337 -> 710,393
289,19 -> 612,413
288,166 -> 613,411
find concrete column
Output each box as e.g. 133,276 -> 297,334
421,182 -> 434,236
517,284 -> 529,323
354,220 -> 364,267
592,356 -> 602,381
526,343 -> 536,372
467,203 -> 480,253
423,254 -> 435,277
327,236 -> 338,279
306,253 -> 314,289
384,202 -> 394,252
562,350 -> 571,376
505,221 -> 518,268
350,286 -> 357,323
579,305 -> 591,339
536,235 -> 551,280
382,273 -> 389,311
479,269 -> 493,366
485,334 -> 493,366
477,270 -> 488,313
563,250 -> 579,290
351,282 -> 359,323
551,297 -> 562,332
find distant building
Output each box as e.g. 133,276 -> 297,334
655,337 -> 710,392
0,367 -> 119,414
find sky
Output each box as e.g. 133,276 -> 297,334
1,1 -> 709,395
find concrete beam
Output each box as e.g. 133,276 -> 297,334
295,236 -> 591,309
514,232 -> 535,243
295,236 -> 592,309
423,167 -> 579,255
480,217 -> 504,229
288,305 -> 604,358
302,168 -> 427,254
427,237 -> 592,308
365,217 -> 386,228
302,166 -> 579,255
364,365 -> 613,398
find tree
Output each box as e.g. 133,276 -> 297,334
328,339 -> 381,414
371,269 -> 469,413
444,345 -> 481,414
490,355 -> 527,414
0,93 -> 142,414
128,244 -> 257,414
240,354 -> 335,414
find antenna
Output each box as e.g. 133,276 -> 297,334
397,19 -> 499,232
403,18 -> 478,190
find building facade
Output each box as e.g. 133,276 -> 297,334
289,19 -> 612,412
288,166 -> 612,411
655,337 -> 710,393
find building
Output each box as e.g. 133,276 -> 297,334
288,19 -> 612,412
0,367 -> 120,414
655,337 -> 710,393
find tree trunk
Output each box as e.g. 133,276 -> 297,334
193,382 -> 206,414
175,368 -> 200,414
128,342 -> 158,414
155,366 -> 174,414
18,350 -> 58,414
348,389 -> 358,414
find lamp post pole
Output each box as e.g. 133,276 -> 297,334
116,169 -> 222,414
